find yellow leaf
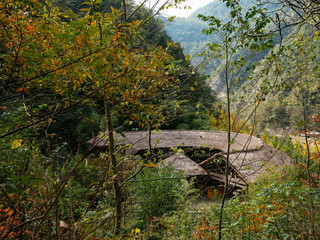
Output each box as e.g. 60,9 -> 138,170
8,193 -> 15,198
132,228 -> 140,235
145,163 -> 156,168
11,139 -> 23,149
190,87 -> 195,91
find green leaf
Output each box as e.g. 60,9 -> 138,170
185,54 -> 191,61
168,16 -> 176,22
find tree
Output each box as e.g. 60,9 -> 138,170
258,0 -> 320,31
196,0 -> 320,238
198,0 -> 274,238
0,0 -> 182,237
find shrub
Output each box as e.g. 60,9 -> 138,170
155,165 -> 320,239
129,164 -> 195,231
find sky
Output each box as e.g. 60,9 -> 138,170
134,0 -> 215,18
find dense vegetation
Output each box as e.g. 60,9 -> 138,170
0,0 -> 320,239
0,0 -> 216,238
166,0 -> 320,134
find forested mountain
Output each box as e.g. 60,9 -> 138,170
242,24 -> 320,132
164,0 -> 293,93
165,0 -> 320,133
164,0 -> 253,75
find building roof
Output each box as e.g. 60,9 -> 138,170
159,153 -> 208,176
88,130 -> 293,182
88,130 -> 263,153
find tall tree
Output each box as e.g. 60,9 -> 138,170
199,0 -> 274,238
0,0 -> 179,237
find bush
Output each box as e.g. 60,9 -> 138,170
129,165 -> 195,231
155,165 -> 320,239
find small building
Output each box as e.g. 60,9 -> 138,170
158,152 -> 247,197
88,130 -> 293,195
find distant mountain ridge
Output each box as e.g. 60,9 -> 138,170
163,0 -> 254,93
163,1 -> 320,132
164,0 -> 290,95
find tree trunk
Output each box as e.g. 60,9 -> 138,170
105,104 -> 122,235
218,44 -> 230,240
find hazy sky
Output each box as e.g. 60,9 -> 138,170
134,0 -> 215,18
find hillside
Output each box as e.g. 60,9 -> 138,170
164,0 -> 320,134
243,24 -> 320,133
164,0 -> 290,95
164,1 -> 229,74
164,0 -> 253,76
